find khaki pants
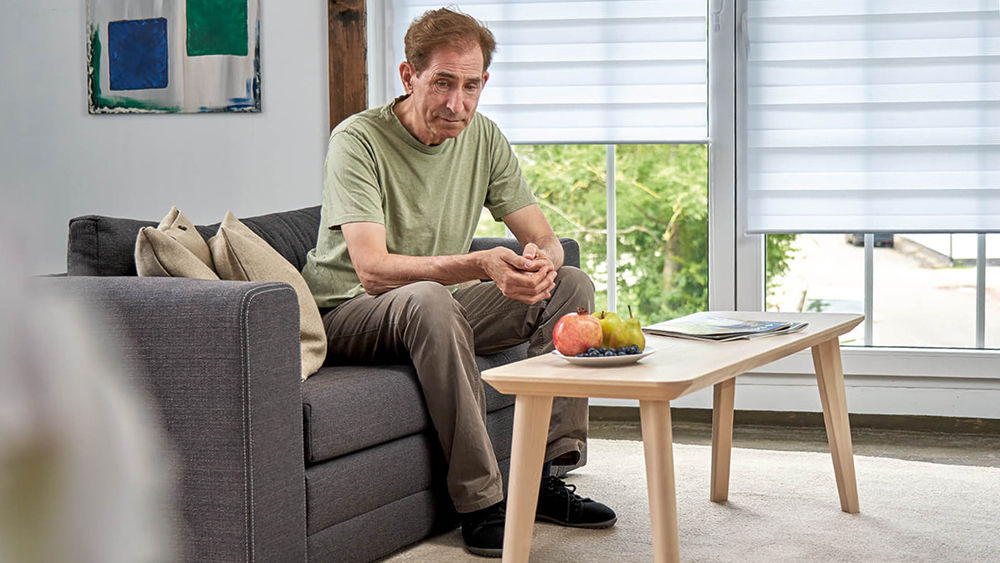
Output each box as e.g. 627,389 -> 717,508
321,266 -> 593,512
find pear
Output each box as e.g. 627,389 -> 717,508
594,310 -> 622,347
609,306 -> 645,351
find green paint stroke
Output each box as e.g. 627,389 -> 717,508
89,27 -> 180,113
186,0 -> 248,56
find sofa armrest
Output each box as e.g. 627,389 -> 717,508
39,276 -> 306,562
469,237 -> 581,269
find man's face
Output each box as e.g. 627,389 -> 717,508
400,42 -> 489,145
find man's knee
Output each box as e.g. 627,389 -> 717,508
398,280 -> 454,302
555,266 -> 595,297
396,281 -> 464,328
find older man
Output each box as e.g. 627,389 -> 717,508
302,7 -> 615,557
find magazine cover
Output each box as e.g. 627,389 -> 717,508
643,312 -> 807,341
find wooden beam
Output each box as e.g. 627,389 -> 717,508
328,0 -> 367,131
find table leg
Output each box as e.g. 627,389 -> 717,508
711,378 -> 736,502
811,337 -> 860,514
502,394 -> 553,563
639,400 -> 680,563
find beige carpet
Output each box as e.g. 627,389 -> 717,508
384,438 -> 1000,562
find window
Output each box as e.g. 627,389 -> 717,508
485,144 -> 710,324
368,1 -> 1000,386
766,233 -> 1000,349
745,1 -> 1000,352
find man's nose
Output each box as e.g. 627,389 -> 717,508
446,87 -> 463,113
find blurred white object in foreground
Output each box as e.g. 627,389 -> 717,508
0,232 -> 177,563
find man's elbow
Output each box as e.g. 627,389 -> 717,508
356,270 -> 383,294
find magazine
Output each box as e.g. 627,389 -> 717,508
642,312 -> 808,342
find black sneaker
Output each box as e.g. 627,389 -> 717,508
461,502 -> 505,557
536,475 -> 617,529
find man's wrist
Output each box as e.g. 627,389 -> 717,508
537,244 -> 563,270
471,249 -> 492,279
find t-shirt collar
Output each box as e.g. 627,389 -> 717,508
387,95 -> 455,155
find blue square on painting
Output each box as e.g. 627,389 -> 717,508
108,18 -> 168,90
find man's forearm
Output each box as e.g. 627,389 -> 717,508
355,251 -> 488,295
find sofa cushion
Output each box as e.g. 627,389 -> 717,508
135,227 -> 219,279
68,206 -> 321,276
204,206 -> 321,272
157,206 -> 213,267
209,211 -> 327,379
301,343 -> 525,464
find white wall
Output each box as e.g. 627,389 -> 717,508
1,1 -> 330,275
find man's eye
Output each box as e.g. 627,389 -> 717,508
436,81 -> 448,88
465,84 -> 480,92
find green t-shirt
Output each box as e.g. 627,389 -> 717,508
302,98 -> 536,309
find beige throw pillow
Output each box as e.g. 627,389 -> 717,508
135,227 -> 219,280
156,206 -> 213,268
209,211 -> 327,379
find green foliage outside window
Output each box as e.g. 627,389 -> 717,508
476,144 -> 797,324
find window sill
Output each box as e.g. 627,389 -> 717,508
750,346 -> 1000,380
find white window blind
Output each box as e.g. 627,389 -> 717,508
380,0 -> 707,144
744,0 -> 1000,233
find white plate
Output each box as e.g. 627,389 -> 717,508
552,346 -> 655,367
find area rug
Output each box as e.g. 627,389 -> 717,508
384,438 -> 1000,562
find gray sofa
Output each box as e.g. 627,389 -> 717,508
53,205 -> 582,562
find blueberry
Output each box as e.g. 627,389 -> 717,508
576,353 -> 587,357
604,351 -> 615,357
587,347 -> 598,354
617,350 -> 627,356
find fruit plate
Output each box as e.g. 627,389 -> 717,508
552,346 -> 656,367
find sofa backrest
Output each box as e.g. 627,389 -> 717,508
67,206 -> 322,276
66,204 -> 582,276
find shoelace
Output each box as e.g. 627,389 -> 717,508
543,476 -> 591,512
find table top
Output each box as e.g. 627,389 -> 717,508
482,312 -> 863,402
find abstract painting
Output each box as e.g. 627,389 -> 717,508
87,0 -> 261,113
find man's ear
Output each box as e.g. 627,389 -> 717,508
399,61 -> 415,94
482,71 -> 489,88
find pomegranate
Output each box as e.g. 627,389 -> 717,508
552,307 -> 603,356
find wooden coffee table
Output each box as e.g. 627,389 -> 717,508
482,312 -> 864,563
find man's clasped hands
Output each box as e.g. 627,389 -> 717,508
481,242 -> 558,305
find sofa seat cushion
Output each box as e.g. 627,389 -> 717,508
301,343 -> 526,464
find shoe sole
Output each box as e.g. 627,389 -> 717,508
535,515 -> 618,529
465,546 -> 503,558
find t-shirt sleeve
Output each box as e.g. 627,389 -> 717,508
483,121 -> 536,221
323,130 -> 384,229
